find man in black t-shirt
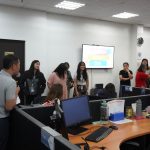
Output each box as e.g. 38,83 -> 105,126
119,62 -> 133,96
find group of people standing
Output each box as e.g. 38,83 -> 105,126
17,57 -> 150,105
0,55 -> 89,150
1,54 -> 150,150
119,59 -> 150,95
18,60 -> 89,105
47,61 -> 89,100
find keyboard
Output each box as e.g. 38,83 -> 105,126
85,126 -> 113,142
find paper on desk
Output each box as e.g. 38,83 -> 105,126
107,99 -> 125,116
110,118 -> 133,124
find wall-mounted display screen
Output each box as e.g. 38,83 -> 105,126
82,44 -> 114,69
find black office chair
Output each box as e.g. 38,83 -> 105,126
146,144 -> 150,150
120,141 -> 140,150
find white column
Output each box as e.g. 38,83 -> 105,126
136,25 -> 144,66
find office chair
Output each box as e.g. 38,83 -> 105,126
120,141 -> 140,150
146,144 -> 150,150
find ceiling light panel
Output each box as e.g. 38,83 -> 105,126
112,12 -> 139,19
55,1 -> 85,10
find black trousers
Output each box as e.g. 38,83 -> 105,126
0,117 -> 9,150
25,95 -> 41,105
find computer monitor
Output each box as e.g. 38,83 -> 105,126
95,83 -> 103,89
132,87 -> 145,96
61,96 -> 91,135
120,85 -> 133,97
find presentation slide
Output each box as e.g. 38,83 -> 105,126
82,44 -> 114,69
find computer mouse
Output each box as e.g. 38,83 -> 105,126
109,125 -> 118,130
146,115 -> 150,119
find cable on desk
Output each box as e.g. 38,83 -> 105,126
90,146 -> 108,150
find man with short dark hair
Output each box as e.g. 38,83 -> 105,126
0,54 -> 20,150
119,62 -> 133,96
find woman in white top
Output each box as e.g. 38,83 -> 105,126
74,61 -> 89,96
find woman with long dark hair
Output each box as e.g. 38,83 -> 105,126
47,63 -> 68,100
141,58 -> 149,71
104,83 -> 117,98
43,83 -> 63,107
135,64 -> 150,88
74,61 -> 89,96
141,58 -> 150,87
19,60 -> 46,105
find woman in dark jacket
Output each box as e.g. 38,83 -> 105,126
19,60 -> 46,105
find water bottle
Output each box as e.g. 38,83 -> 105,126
100,100 -> 109,121
136,99 -> 142,118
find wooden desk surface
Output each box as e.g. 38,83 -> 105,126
69,119 -> 150,150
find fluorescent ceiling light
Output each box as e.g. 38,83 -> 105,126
112,12 -> 139,19
55,1 -> 85,10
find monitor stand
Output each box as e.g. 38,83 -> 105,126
67,126 -> 88,135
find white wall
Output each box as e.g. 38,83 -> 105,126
1,5 -> 150,96
129,26 -> 150,87
0,6 -> 47,68
142,28 -> 150,61
46,13 -> 132,95
130,25 -> 138,86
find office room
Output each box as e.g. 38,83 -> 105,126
1,0 -> 150,95
0,0 -> 150,150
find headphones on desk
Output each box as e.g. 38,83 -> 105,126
99,146 -> 107,150
81,137 -> 107,150
78,137 -> 107,150
81,137 -> 90,150
77,137 -> 107,150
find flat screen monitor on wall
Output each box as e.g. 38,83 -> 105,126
82,44 -> 114,69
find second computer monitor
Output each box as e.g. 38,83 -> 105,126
61,96 -> 91,128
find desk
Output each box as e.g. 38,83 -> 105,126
69,119 -> 150,150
